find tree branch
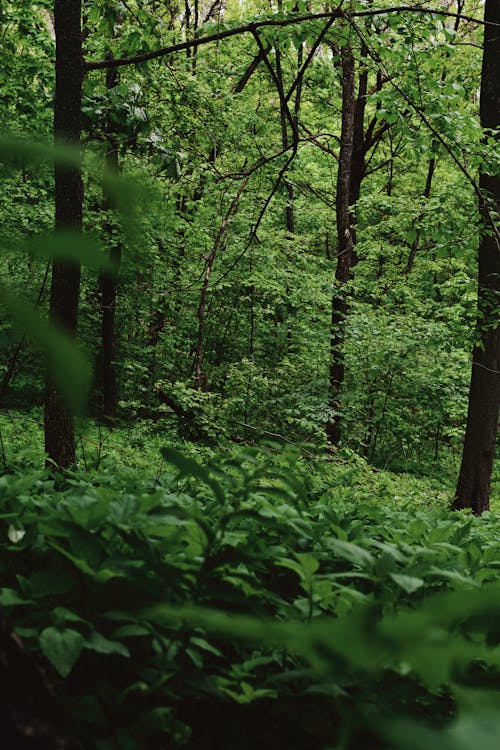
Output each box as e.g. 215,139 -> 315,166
85,6 -> 494,71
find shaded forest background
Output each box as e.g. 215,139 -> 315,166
0,0 -> 497,499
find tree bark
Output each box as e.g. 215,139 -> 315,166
99,61 -> 121,424
326,45 -> 355,446
44,0 -> 82,468
453,0 -> 500,514
325,36 -> 388,446
348,41 -> 368,259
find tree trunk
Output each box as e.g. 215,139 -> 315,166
99,61 -> 121,424
326,45 -> 355,445
348,42 -> 368,260
44,0 -> 82,468
275,47 -> 295,234
193,173 -> 251,390
404,156 -> 435,275
453,0 -> 500,514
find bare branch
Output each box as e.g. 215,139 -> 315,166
299,123 -> 339,161
234,45 -> 271,93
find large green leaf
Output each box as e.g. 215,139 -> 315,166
0,587 -> 31,606
83,631 -> 130,658
0,134 -> 81,169
0,283 -> 90,415
390,573 -> 425,593
39,626 -> 85,677
23,231 -> 116,272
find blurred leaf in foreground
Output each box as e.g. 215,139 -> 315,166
0,283 -> 90,415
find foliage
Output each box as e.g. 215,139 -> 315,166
0,0 -> 499,745
0,0 -> 490,475
0,440 -> 499,748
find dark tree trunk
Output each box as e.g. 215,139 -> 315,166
275,47 -> 295,234
453,0 -> 500,514
348,43 -> 368,259
326,45 -> 355,445
99,62 -> 121,424
325,34 -> 388,445
44,0 -> 82,468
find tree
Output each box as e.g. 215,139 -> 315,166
327,42 -> 355,446
44,0 -> 82,467
98,61 -> 121,424
1,0 -> 487,475
452,0 -> 500,514
98,7 -> 123,424
326,26 -> 389,446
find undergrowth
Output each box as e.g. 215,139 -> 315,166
1,414 -> 500,748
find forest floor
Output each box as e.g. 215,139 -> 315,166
1,408 -> 498,510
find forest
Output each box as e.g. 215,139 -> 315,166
0,0 -> 499,747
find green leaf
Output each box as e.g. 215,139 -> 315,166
405,228 -> 418,244
0,135 -> 81,170
384,713 -> 500,750
23,570 -> 75,598
390,573 -> 425,594
69,526 -> 106,570
327,539 -> 374,569
190,636 -> 223,657
112,624 -> 151,638
0,284 -> 90,415
160,446 -> 225,505
84,631 -> 130,658
23,231 -> 116,272
39,627 -> 85,677
0,587 -> 31,606
295,553 -> 320,576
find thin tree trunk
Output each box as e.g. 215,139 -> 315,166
99,61 -> 121,423
275,47 -> 295,234
44,0 -> 82,468
348,41 -> 368,262
453,0 -> 500,514
192,0 -> 199,73
193,174 -> 251,389
326,45 -> 355,445
184,0 -> 191,59
404,156 -> 436,275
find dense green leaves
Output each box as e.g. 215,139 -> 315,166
0,441 -> 498,747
